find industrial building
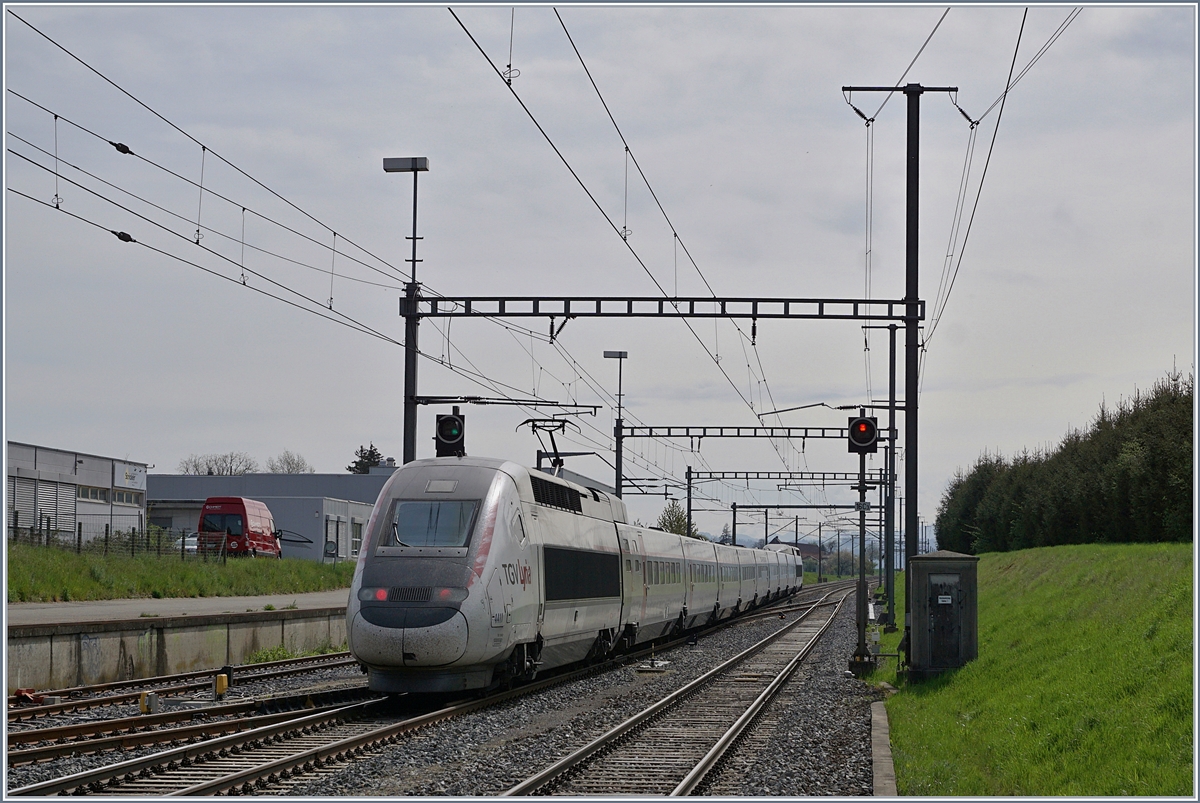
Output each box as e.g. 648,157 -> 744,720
6,441 -> 149,542
147,467 -> 396,563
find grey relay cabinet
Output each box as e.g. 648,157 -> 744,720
908,550 -> 980,678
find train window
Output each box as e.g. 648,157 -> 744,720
382,499 -> 479,548
626,559 -> 632,572
634,559 -> 640,572
624,539 -> 630,551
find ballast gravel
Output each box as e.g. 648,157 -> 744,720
285,597 -> 885,797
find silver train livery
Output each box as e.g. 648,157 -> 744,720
348,457 -> 803,693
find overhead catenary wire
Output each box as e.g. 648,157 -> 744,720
549,7 -> 805,474
449,7 -> 777,439
6,8 -> 401,282
9,188 -> 403,346
7,89 -> 409,287
9,148 -> 403,345
18,119 -> 700,496
14,175 -> 702,488
924,8 -> 1029,348
6,131 -> 407,291
13,9 -> 807,509
9,22 -> 696,505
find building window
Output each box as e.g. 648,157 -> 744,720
113,490 -> 143,506
351,520 -> 363,556
77,486 -> 108,503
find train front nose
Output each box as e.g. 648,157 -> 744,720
351,604 -> 470,667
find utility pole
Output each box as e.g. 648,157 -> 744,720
685,465 -> 692,539
886,323 -> 898,630
384,157 -> 429,465
817,522 -> 823,583
850,406 -> 873,674
842,83 -> 955,668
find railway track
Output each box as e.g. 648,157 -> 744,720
7,652 -> 357,723
9,585 -> 849,796
7,684 -> 376,765
502,588 -> 850,796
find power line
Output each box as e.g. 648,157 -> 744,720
9,148 -> 404,344
7,90 -> 407,287
9,187 -> 403,345
553,7 -> 799,474
449,8 -> 770,429
924,8 -> 1029,347
6,8 -> 401,282
7,130 -> 407,292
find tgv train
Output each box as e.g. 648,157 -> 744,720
347,457 -> 803,693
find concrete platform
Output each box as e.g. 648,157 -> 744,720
6,590 -> 351,693
6,589 -> 350,628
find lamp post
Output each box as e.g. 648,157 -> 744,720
384,157 -> 430,465
604,350 -> 628,498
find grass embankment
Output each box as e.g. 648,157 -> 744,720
7,544 -> 357,602
871,542 -> 1192,796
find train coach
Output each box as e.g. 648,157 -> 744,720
347,456 -> 802,694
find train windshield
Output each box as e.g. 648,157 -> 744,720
380,500 -> 479,548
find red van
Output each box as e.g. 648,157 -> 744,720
197,497 -> 282,558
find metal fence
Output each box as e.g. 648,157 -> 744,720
7,511 -> 229,562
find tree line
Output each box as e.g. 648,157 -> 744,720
176,443 -> 390,475
935,370 -> 1193,554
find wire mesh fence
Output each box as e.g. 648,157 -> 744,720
7,512 -> 229,562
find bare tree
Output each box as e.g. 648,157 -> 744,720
266,450 -> 315,474
177,452 -> 259,475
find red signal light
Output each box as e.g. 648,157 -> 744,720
847,416 -> 879,454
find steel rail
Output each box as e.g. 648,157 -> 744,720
6,657 -> 359,722
671,594 -> 848,795
501,591 -> 843,796
7,700 -> 384,796
161,611 -> 789,799
7,699 -> 260,744
6,651 -> 351,705
7,700 -> 366,765
10,587 -> 819,796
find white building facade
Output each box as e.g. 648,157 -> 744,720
6,441 -> 148,541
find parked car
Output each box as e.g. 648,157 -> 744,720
172,534 -> 198,554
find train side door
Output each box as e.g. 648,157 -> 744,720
621,529 -> 648,626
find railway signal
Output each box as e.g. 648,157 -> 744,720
847,416 -> 878,454
435,410 -> 466,457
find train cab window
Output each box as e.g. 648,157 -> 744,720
381,499 -> 479,548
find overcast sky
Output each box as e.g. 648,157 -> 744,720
4,4 -> 1195,543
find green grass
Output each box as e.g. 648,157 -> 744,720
7,544 -> 357,602
244,641 -> 348,664
870,542 -> 1193,796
